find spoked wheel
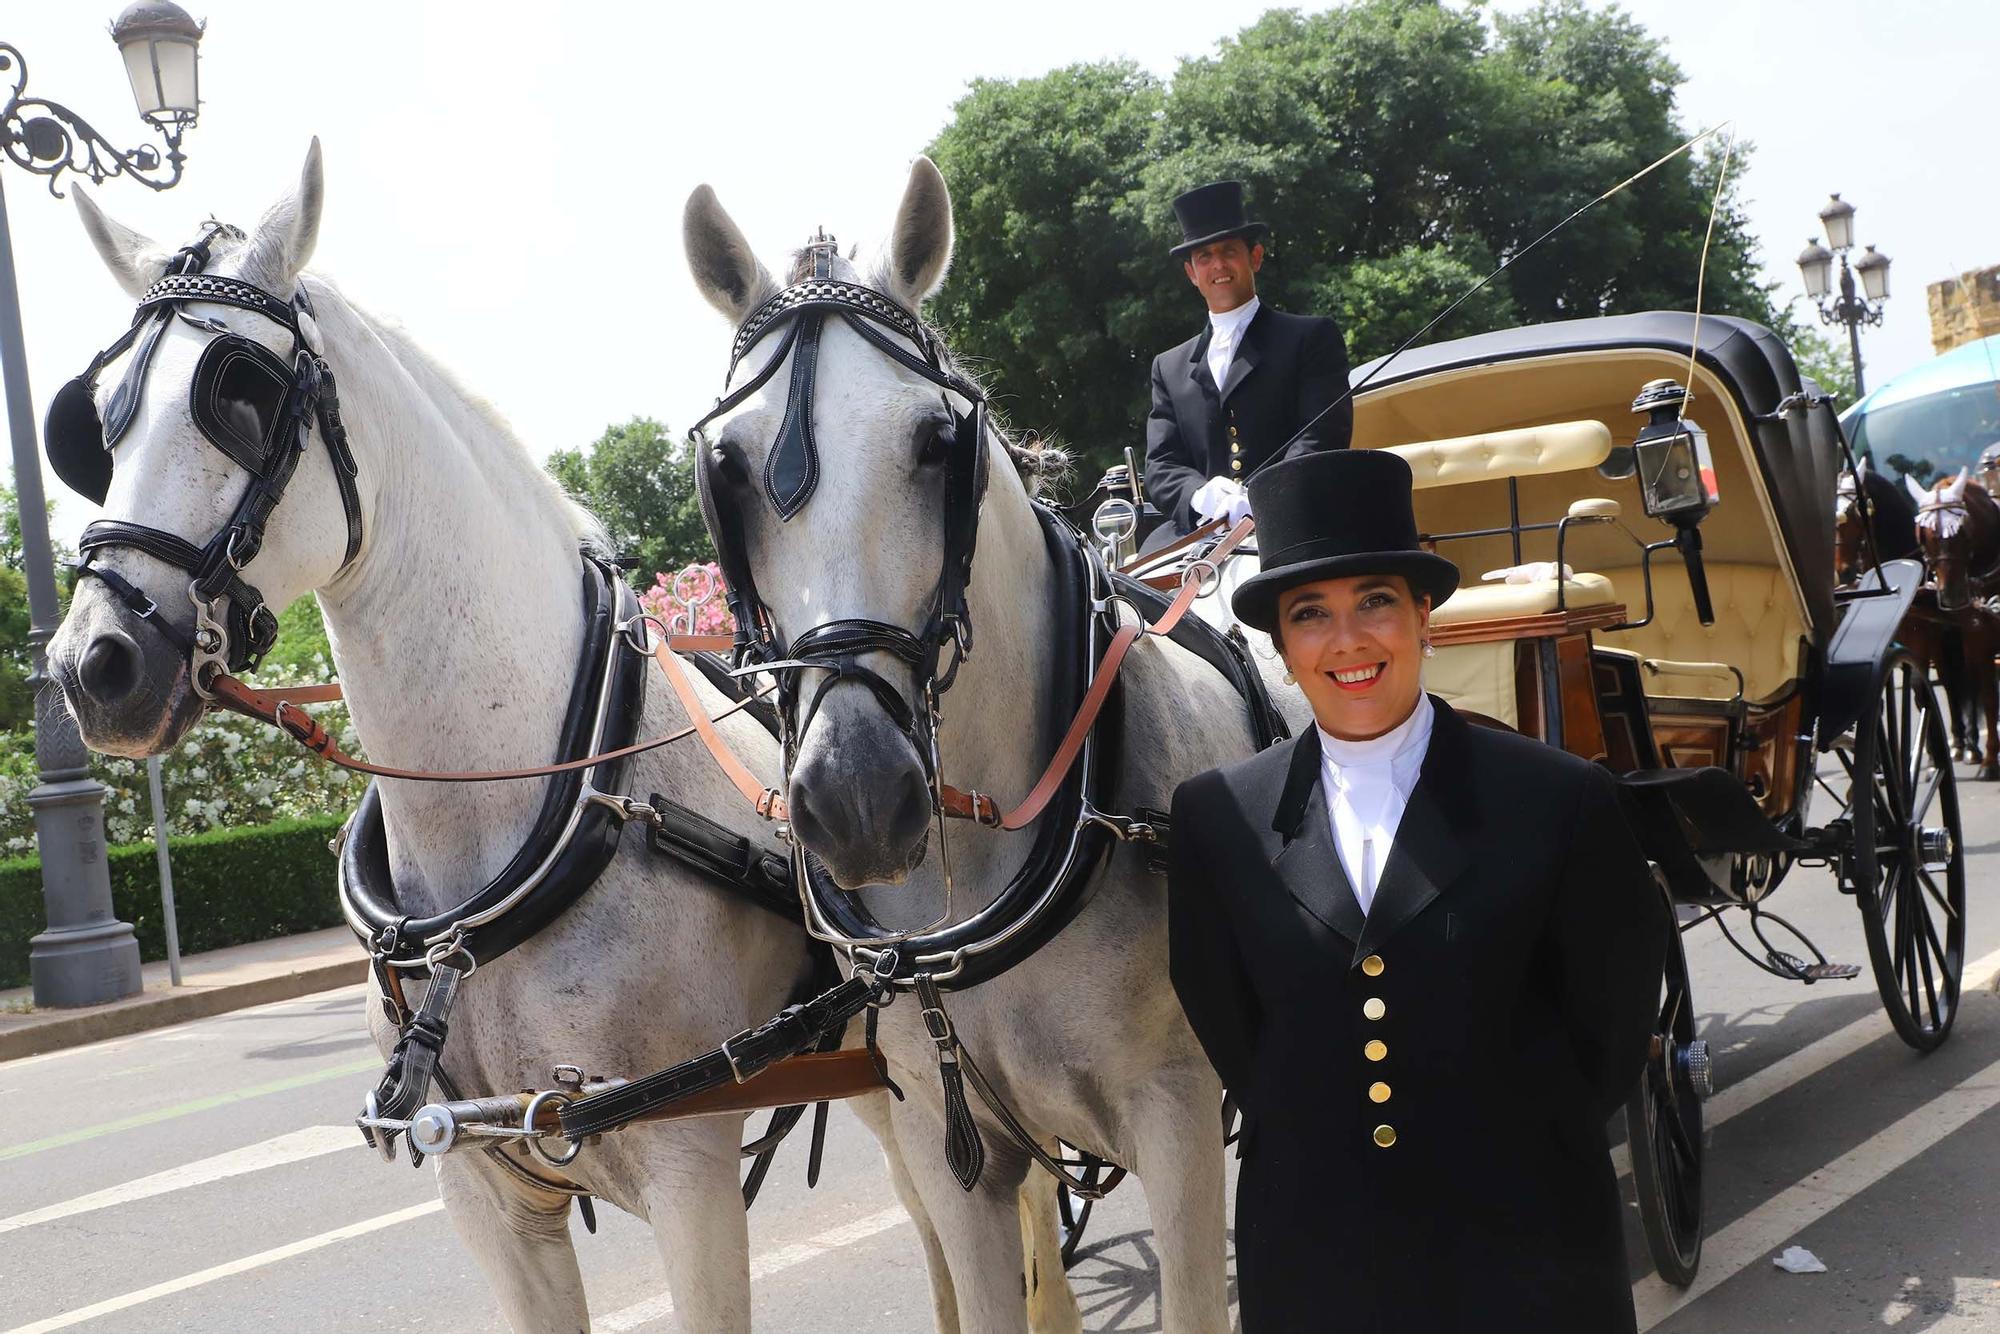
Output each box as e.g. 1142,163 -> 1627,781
1832,651 -> 1967,1051
1625,897 -> 1709,1288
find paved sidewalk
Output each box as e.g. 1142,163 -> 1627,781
0,927 -> 367,1062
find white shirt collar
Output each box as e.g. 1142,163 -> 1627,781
1207,294 -> 1260,342
1316,694 -> 1436,915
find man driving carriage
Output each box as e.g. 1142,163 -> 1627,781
1141,180 -> 1355,542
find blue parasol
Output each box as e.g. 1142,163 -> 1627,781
1840,333 -> 2000,479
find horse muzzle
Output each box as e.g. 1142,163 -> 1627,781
785,693 -> 933,889
48,583 -> 206,757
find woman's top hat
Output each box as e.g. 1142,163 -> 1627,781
1231,450 -> 1460,632
1170,180 -> 1270,258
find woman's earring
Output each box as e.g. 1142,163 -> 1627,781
1421,640 -> 1436,659
1282,668 -> 1297,684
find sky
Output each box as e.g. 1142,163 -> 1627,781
3,0 -> 1994,548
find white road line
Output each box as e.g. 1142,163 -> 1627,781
598,1207 -> 912,1332
0,1200 -> 445,1334
1610,944 -> 2000,1178
0,1126 -> 357,1235
1633,1050 -> 2000,1330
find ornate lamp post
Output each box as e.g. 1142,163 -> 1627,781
1796,193 -> 1893,399
0,3 -> 204,1007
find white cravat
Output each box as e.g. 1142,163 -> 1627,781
1318,694 -> 1435,916
1205,296 -> 1260,389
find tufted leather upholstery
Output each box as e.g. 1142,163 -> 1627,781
1597,562 -> 1802,702
1431,573 -> 1616,624
1385,420 -> 1612,490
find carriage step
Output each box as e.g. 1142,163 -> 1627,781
1768,950 -> 1862,982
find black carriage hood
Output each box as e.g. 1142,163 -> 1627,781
1350,312 -> 1840,647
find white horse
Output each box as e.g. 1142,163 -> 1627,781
684,159 -> 1254,1333
47,143 -> 840,1334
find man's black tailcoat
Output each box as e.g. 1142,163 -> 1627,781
1144,306 -> 1351,534
1168,699 -> 1670,1333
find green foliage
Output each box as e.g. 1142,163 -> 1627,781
1885,452 -> 1939,486
0,815 -> 347,990
0,475 -> 71,733
926,0 -> 1790,475
1786,322 -> 1859,409
547,417 -> 713,579
255,594 -> 335,679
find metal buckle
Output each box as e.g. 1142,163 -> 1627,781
721,1027 -> 759,1083
523,1089 -> 583,1168
424,935 -> 477,978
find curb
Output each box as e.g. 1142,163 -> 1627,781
0,958 -> 366,1063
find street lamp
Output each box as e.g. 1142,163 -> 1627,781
0,3 -> 205,1007
1796,193 -> 1892,399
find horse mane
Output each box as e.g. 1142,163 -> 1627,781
1861,466 -> 1920,559
304,274 -> 614,561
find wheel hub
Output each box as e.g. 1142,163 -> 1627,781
1919,826 -> 1954,863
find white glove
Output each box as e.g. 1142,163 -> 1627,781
1191,476 -> 1246,522
1221,490 -> 1254,525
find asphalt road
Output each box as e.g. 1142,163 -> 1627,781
6,769 -> 2000,1332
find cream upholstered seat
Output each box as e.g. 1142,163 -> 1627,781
1385,420 -> 1612,489
1430,573 -> 1617,624
1597,562 -> 1801,702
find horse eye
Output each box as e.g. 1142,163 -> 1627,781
917,425 -> 952,468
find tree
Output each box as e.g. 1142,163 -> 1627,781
0,477 -> 71,733
546,417 -> 713,580
925,0 -> 1790,476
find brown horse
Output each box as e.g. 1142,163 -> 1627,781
1836,457 -> 1919,586
1907,468 -> 2000,776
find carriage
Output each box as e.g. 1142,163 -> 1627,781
1099,310 -> 1966,1286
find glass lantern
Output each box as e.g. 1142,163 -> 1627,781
111,1 -> 205,129
1631,379 -> 1718,524
1797,238 -> 1834,301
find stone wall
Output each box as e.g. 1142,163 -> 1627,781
1929,265 -> 2000,355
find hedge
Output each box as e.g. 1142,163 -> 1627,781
0,815 -> 348,991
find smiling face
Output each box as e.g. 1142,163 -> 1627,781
1182,236 -> 1263,314
1275,574 -> 1430,741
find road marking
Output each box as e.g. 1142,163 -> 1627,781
1632,1049 -> 2000,1329
1611,944 -> 2000,1178
0,1057 -> 379,1163
0,1200 -> 445,1334
0,1125 -> 357,1235
598,1207 -> 912,1331
0,985 -> 369,1073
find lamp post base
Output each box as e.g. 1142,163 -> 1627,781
24,775 -> 142,1008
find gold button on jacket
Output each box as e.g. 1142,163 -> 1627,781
1368,1081 -> 1392,1103
1361,954 -> 1385,977
1364,1039 -> 1388,1061
1372,1124 -> 1397,1148
1362,996 -> 1386,1021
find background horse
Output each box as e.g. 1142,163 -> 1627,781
685,160 -> 1245,1332
1906,468 -> 2000,777
48,144 -> 845,1333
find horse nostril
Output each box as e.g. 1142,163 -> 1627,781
78,633 -> 143,704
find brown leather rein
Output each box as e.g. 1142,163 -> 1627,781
210,516 -> 1249,831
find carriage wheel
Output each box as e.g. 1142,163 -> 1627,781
1625,902 -> 1706,1287
1836,652 -> 1967,1051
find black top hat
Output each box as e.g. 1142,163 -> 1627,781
1170,180 -> 1270,258
1231,450 -> 1460,632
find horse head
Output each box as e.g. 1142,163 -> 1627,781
1835,462 -> 1867,586
684,160 -> 971,889
47,143 -> 364,756
1910,467 -> 1986,610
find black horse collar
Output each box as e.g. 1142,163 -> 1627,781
47,224 -> 363,691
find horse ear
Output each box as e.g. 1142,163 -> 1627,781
1953,466 -> 1971,498
1907,474 -> 1931,504
882,156 -> 953,308
684,185 -> 775,323
72,188 -> 173,299
244,139 -> 326,288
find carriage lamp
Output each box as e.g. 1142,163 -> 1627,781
1631,378 -> 1718,626
1631,379 -> 1718,524
112,1 -> 204,129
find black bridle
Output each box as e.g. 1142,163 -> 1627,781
690,237 -> 990,795
45,223 -> 363,694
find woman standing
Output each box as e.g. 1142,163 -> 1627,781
1168,448 -> 1670,1333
